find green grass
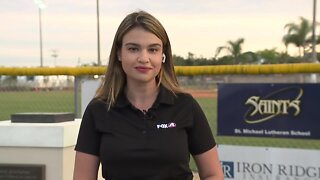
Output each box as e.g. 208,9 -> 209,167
1,92 -> 319,150
0,90 -> 74,120
1,91 -> 319,171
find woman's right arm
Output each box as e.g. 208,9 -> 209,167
73,151 -> 100,180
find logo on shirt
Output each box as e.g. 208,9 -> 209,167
156,122 -> 176,129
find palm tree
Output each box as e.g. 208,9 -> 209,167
215,38 -> 245,64
283,17 -> 313,57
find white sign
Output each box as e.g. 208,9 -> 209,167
218,145 -> 320,180
81,80 -> 100,116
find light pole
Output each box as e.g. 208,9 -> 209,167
96,0 -> 101,66
34,0 -> 46,67
312,0 -> 318,62
51,49 -> 58,66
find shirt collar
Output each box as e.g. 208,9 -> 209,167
114,85 -> 175,109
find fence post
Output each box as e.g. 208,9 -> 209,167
74,76 -> 81,118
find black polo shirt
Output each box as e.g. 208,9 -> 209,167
75,86 -> 216,180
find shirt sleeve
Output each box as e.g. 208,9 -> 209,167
74,100 -> 101,156
188,97 -> 216,155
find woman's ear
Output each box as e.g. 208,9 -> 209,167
162,54 -> 166,63
117,52 -> 121,61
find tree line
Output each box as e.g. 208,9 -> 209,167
174,16 -> 320,66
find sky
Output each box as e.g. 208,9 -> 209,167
0,0 -> 318,67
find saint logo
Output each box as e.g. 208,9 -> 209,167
156,122 -> 176,129
244,87 -> 303,124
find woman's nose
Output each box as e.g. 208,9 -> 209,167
138,50 -> 150,63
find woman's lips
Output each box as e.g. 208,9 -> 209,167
135,66 -> 152,73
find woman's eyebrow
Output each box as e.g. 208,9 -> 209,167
124,43 -> 162,47
148,43 -> 162,48
124,42 -> 140,47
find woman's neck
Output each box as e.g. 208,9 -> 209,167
125,81 -> 159,111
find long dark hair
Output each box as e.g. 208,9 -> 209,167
95,10 -> 183,109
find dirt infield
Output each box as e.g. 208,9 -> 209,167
185,89 -> 217,98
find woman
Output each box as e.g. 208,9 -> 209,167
73,10 -> 224,180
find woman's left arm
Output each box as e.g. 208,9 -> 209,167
193,145 -> 224,180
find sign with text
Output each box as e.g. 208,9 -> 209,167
218,145 -> 320,180
217,83 -> 320,139
0,164 -> 45,180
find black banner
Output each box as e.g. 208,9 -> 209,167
217,83 -> 320,139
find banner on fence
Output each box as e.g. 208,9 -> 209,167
81,80 -> 100,116
217,83 -> 320,139
218,145 -> 320,180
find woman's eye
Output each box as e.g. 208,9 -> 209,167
128,47 -> 138,52
149,48 -> 159,53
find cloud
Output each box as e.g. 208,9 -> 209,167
0,0 -> 317,66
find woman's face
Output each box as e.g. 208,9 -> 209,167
119,27 -> 163,85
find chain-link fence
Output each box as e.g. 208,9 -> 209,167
1,71 -> 320,150
0,75 -> 75,121
1,73 -> 319,118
